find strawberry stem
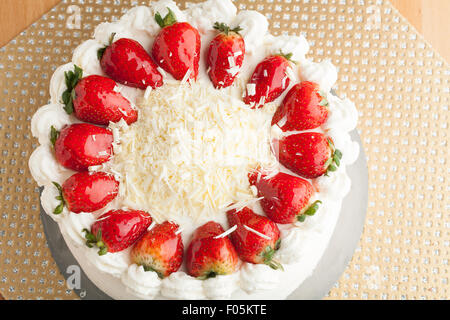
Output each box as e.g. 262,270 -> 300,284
198,271 -> 218,280
143,265 -> 164,279
97,33 -> 116,61
324,139 -> 343,175
52,182 -> 65,215
155,7 -> 177,28
213,22 -> 242,36
50,126 -> 60,147
297,200 -> 322,223
62,65 -> 83,115
275,50 -> 296,64
262,242 -> 284,271
83,228 -> 108,256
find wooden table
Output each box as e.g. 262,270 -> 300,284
0,0 -> 448,301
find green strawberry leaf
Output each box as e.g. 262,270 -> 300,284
213,22 -> 242,35
52,182 -> 65,215
262,245 -> 284,271
297,200 -> 322,223
61,65 -> 83,115
155,7 -> 177,28
276,50 -> 297,64
324,138 -> 343,176
83,228 -> 109,256
303,200 -> 322,216
50,126 -> 60,147
97,33 -> 116,61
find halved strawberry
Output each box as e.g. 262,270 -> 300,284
226,206 -> 282,269
249,170 -> 320,224
52,124 -> 113,172
131,221 -> 184,278
52,172 -> 119,214
83,209 -> 152,255
273,132 -> 342,179
98,35 -> 163,90
152,8 -> 201,81
62,66 -> 138,125
243,53 -> 293,108
186,221 -> 238,279
206,22 -> 245,89
272,81 -> 329,131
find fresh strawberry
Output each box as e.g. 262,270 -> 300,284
83,209 -> 152,255
131,221 -> 184,278
243,53 -> 293,108
273,132 -> 342,179
98,35 -> 163,90
272,81 -> 329,131
51,124 -> 113,172
52,172 -> 119,214
226,206 -> 282,269
206,22 -> 245,89
186,221 -> 238,279
61,66 -> 138,125
152,8 -> 201,81
249,170 -> 320,224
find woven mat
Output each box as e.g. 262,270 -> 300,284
0,0 -> 448,300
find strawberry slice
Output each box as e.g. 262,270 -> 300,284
243,53 -> 293,108
273,132 -> 343,179
131,221 -> 184,278
52,172 -> 119,214
98,34 -> 163,90
272,81 -> 329,131
51,124 -> 113,172
249,170 -> 320,224
206,22 -> 245,89
152,8 -> 201,81
83,209 -> 152,255
186,221 -> 238,279
226,206 -> 282,269
62,66 -> 138,125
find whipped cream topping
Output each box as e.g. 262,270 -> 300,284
300,59 -> 338,93
239,263 -> 282,294
29,145 -> 72,187
29,0 -> 360,300
31,104 -> 74,146
121,264 -> 162,299
202,273 -> 239,299
161,272 -> 206,300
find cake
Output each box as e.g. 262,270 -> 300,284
29,0 -> 359,300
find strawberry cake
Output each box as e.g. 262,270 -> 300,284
29,0 -> 360,300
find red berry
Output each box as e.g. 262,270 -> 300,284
131,221 -> 184,278
73,75 -> 138,125
207,22 -> 245,89
186,221 -> 238,279
84,209 -> 152,255
272,81 -> 329,131
152,9 -> 201,81
243,54 -> 293,108
249,170 -> 315,224
99,36 -> 163,90
53,123 -> 113,172
52,172 -> 119,214
273,132 -> 342,179
61,66 -> 138,126
227,206 -> 282,269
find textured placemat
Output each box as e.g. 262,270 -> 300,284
0,0 -> 448,300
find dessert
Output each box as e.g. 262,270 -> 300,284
29,0 -> 360,299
